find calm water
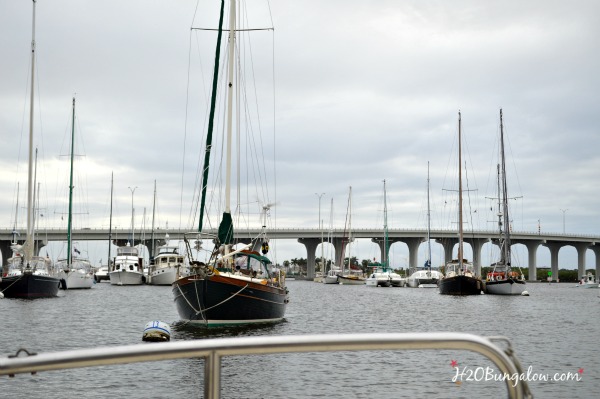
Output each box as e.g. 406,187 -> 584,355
2,280 -> 598,398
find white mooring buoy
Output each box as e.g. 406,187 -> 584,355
142,321 -> 171,342
521,291 -> 529,296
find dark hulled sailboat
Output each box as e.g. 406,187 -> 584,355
171,0 -> 288,326
0,0 -> 60,299
438,112 -> 483,296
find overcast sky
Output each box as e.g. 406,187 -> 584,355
1,0 -> 599,270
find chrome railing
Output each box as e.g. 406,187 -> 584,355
0,332 -> 531,399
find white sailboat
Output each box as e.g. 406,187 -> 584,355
485,109 -> 526,295
366,180 -> 404,287
56,98 -> 94,289
337,186 -> 365,285
407,163 -> 442,288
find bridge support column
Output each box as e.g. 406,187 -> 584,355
575,243 -> 589,280
404,238 -> 423,272
331,237 -> 344,266
370,238 -> 409,268
591,245 -> 600,283
298,238 -> 319,279
436,238 -> 458,265
543,242 -> 562,282
464,237 -> 488,277
1,240 -> 12,275
522,241 -> 542,281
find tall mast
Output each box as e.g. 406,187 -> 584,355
107,172 -> 113,270
499,109 -> 511,265
25,0 -> 37,263
67,97 -> 75,266
347,186 -> 352,273
150,180 -> 156,259
383,180 -> 388,269
224,0 -> 236,215
427,162 -> 432,270
457,112 -> 464,270
12,183 -> 20,244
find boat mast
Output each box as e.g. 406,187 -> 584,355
383,180 -> 389,269
457,112 -> 464,271
427,162 -> 432,271
25,0 -> 37,264
224,0 -> 236,216
150,180 -> 156,260
197,0 -> 225,234
345,186 -> 352,274
107,172 -> 113,270
12,183 -> 19,244
499,109 -> 511,266
67,97 -> 75,266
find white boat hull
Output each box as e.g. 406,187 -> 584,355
109,270 -> 144,286
148,267 -> 178,285
338,275 -> 365,285
59,270 -> 94,289
323,275 -> 339,284
366,277 -> 390,287
485,279 -> 526,295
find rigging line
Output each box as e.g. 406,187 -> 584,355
181,27 -> 194,231
191,27 -> 273,32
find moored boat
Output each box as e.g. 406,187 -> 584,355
484,110 -> 526,296
407,269 -> 443,288
0,1 -> 60,299
171,0 -> 288,326
56,257 -> 94,289
147,235 -> 188,285
439,112 -> 483,296
579,272 -> 597,288
109,244 -> 144,285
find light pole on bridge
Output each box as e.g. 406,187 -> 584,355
315,192 -> 325,272
560,208 -> 568,234
128,186 -> 138,245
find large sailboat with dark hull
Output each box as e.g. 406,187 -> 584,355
172,0 -> 288,326
438,112 -> 483,296
0,0 -> 60,299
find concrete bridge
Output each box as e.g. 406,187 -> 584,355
1,227 -> 599,281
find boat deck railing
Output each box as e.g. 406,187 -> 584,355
0,332 -> 532,399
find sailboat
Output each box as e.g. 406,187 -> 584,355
438,112 -> 483,296
337,187 -> 366,285
172,0 -> 288,326
366,180 -> 404,287
407,163 -> 443,288
0,0 -> 60,299
485,109 -> 526,295
55,98 -> 94,289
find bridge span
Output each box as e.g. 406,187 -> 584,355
1,227 -> 599,281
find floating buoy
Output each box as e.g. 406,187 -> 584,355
521,291 -> 529,296
142,321 -> 171,342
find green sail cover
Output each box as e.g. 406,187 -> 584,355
218,212 -> 233,244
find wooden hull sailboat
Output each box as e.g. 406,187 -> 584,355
172,0 -> 288,326
485,110 -> 526,296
